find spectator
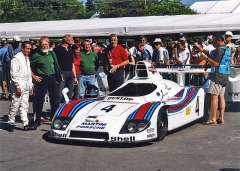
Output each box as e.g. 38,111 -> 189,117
74,37 -> 81,46
7,41 -> 35,132
72,43 -> 81,99
79,39 -> 99,98
0,39 -> 10,100
172,40 -> 190,84
30,37 -> 59,127
201,33 -> 230,125
136,42 -> 151,62
128,40 -> 137,63
205,35 -> 215,58
139,35 -> 153,58
231,45 -> 240,65
103,34 -> 129,92
152,38 -> 170,67
54,34 -> 78,106
224,31 -> 235,51
124,47 -> 135,81
190,39 -> 208,86
49,41 -> 56,51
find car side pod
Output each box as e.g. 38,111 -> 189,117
62,88 -> 69,103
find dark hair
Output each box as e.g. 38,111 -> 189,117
49,41 -> 55,47
213,32 -> 224,42
21,41 -> 31,48
72,43 -> 80,54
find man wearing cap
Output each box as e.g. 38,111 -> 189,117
224,31 -> 235,52
152,38 -> 169,67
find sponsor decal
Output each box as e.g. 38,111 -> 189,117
228,92 -> 240,96
111,136 -> 135,142
147,128 -> 154,133
147,133 -> 156,138
186,106 -> 191,115
76,122 -> 107,129
107,97 -> 133,101
51,130 -> 67,138
148,65 -> 156,74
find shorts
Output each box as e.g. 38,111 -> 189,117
208,80 -> 226,95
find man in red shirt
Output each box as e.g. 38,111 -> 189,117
103,34 -> 129,92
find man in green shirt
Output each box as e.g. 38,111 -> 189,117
30,37 -> 58,127
79,40 -> 99,98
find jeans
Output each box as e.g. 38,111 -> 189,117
80,75 -> 95,98
57,71 -> 74,106
35,75 -> 57,122
73,75 -> 81,99
107,68 -> 124,92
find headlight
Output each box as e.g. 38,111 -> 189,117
54,119 -> 62,130
137,123 -> 146,132
120,121 -> 150,134
51,117 -> 72,130
128,123 -> 137,133
62,120 -> 70,129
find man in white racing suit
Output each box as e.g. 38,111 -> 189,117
7,41 -> 35,132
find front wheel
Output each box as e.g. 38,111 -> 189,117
156,108 -> 168,141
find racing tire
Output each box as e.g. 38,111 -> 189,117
156,108 -> 168,141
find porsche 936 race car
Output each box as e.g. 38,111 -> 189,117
49,62 -> 207,143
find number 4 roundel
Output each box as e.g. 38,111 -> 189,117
101,105 -> 116,112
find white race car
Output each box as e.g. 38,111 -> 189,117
49,62 -> 207,143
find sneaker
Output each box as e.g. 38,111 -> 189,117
24,124 -> 37,131
204,120 -> 217,125
216,119 -> 225,125
7,124 -> 14,132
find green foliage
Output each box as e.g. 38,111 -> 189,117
0,0 -> 85,23
144,0 -> 197,16
0,0 -> 197,23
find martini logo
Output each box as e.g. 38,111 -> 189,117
148,65 -> 156,74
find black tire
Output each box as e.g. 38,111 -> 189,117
156,108 -> 168,141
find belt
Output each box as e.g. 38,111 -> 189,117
38,74 -> 55,77
81,74 -> 95,76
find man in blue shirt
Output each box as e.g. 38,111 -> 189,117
0,39 -> 9,100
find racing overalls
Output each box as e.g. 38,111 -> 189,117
8,52 -> 33,126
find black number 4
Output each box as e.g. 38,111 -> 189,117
101,105 -> 116,112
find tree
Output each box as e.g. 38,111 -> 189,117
0,0 -> 86,23
144,0 -> 197,16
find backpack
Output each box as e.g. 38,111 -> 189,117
218,46 -> 231,75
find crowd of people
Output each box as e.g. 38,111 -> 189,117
0,31 -> 239,131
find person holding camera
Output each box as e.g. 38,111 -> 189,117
172,40 -> 190,84
201,33 -> 230,125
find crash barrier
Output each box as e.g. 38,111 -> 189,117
1,64 -> 240,104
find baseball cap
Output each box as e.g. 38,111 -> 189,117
153,38 -> 162,43
13,35 -> 21,41
225,31 -> 233,37
179,33 -> 187,38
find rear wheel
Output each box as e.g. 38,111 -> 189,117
156,108 -> 168,141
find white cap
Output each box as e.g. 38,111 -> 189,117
153,38 -> 162,43
13,35 -> 21,41
225,31 -> 233,37
207,35 -> 213,39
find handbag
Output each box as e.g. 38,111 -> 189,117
49,51 -> 62,82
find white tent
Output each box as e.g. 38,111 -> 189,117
0,13 -> 240,38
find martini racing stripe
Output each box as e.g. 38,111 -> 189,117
168,88 -> 199,113
169,88 -> 184,100
55,100 -> 94,117
128,102 -> 161,121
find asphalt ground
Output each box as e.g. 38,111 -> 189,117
0,100 -> 240,171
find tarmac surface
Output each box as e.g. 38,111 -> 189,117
0,100 -> 240,171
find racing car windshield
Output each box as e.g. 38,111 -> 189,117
109,83 -> 157,97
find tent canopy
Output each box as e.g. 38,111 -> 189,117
0,13 -> 240,38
